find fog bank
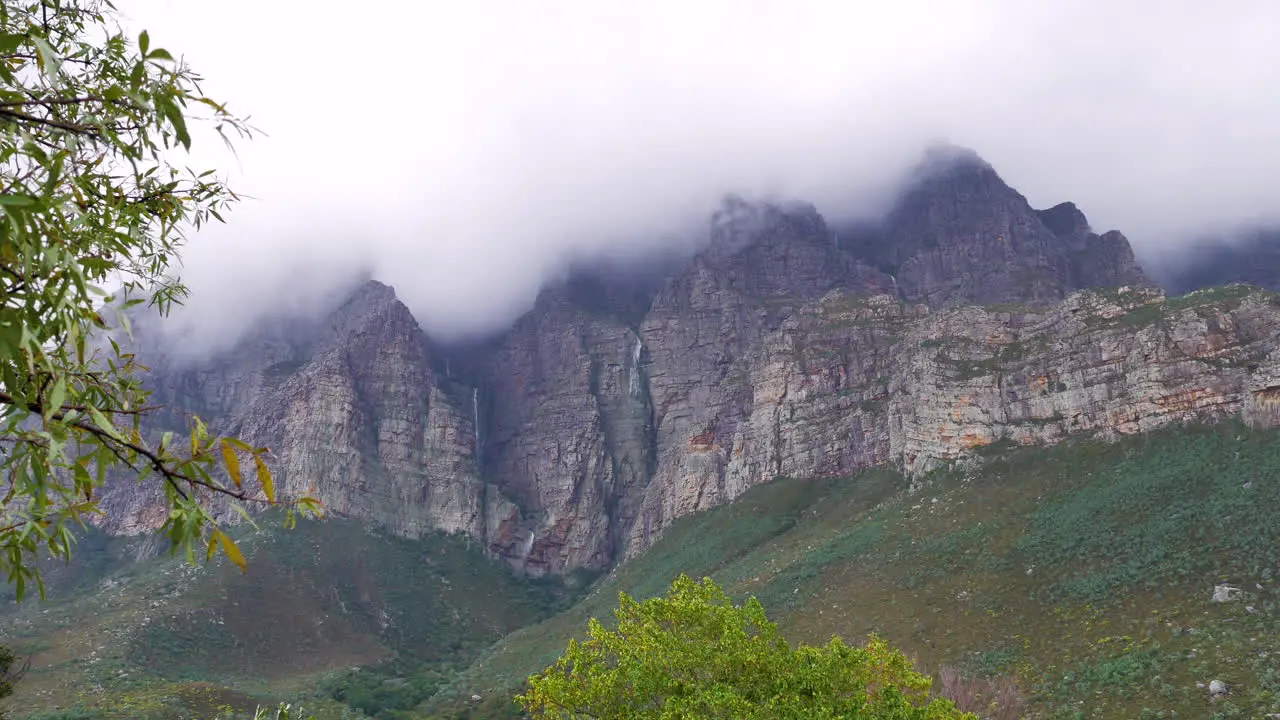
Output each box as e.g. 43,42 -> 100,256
115,0 -> 1280,346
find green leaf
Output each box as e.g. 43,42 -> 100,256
45,376 -> 67,421
29,36 -> 62,78
147,48 -> 174,62
156,96 -> 191,150
0,33 -> 25,54
0,195 -> 34,207
254,454 -> 275,503
230,503 -> 258,529
221,439 -> 242,488
225,437 -> 253,452
87,406 -> 121,441
138,30 -> 149,56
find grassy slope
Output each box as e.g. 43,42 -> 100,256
1,517 -> 576,720
432,420 -> 1280,720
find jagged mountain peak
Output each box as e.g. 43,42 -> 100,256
320,277 -> 416,338
892,145 -> 1025,221
912,141 -> 993,179
340,277 -> 398,307
707,193 -> 827,260
1036,201 -> 1093,243
829,144 -> 1149,306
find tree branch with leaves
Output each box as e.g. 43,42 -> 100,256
0,0 -> 321,601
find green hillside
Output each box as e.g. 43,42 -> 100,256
429,420 -> 1280,719
6,420 -> 1279,719
1,518 -> 579,719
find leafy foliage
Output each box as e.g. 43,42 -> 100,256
0,644 -> 26,719
0,0 -> 319,600
518,575 -> 973,719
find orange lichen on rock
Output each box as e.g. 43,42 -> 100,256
688,430 -> 717,452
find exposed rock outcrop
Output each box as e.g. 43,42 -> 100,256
837,145 -> 1150,306
106,146 -> 1268,577
476,288 -> 654,576
98,281 -> 509,542
626,283 -> 1280,555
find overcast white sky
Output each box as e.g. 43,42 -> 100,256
116,0 -> 1280,344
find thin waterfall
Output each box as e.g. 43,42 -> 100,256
628,334 -> 643,398
520,529 -> 536,564
472,387 -> 481,454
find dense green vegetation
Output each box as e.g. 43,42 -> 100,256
5,413 -> 1280,719
1,517 -> 579,719
519,575 -> 973,719
431,420 -> 1280,719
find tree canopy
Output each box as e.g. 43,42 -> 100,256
518,575 -> 975,719
0,0 -> 319,600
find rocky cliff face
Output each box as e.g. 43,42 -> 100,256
624,283 -> 1280,556
475,288 -> 654,575
99,281 -> 510,541
112,146 -> 1266,576
837,145 -> 1150,306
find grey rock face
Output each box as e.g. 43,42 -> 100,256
838,146 -> 1150,306
477,288 -> 654,575
634,198 -> 893,545
1036,202 -> 1150,291
228,285 -> 493,538
102,148 -> 1269,578
98,281 -> 506,543
627,284 -> 1280,556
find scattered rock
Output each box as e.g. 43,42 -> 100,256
1209,679 -> 1228,699
1212,584 -> 1242,603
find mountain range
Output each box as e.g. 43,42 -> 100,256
9,142 -> 1280,719
95,143 -> 1280,581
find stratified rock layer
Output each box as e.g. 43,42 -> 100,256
104,147 -> 1268,576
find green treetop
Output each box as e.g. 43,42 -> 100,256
519,574 -> 975,719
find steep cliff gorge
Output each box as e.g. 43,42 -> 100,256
108,146 -> 1265,576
